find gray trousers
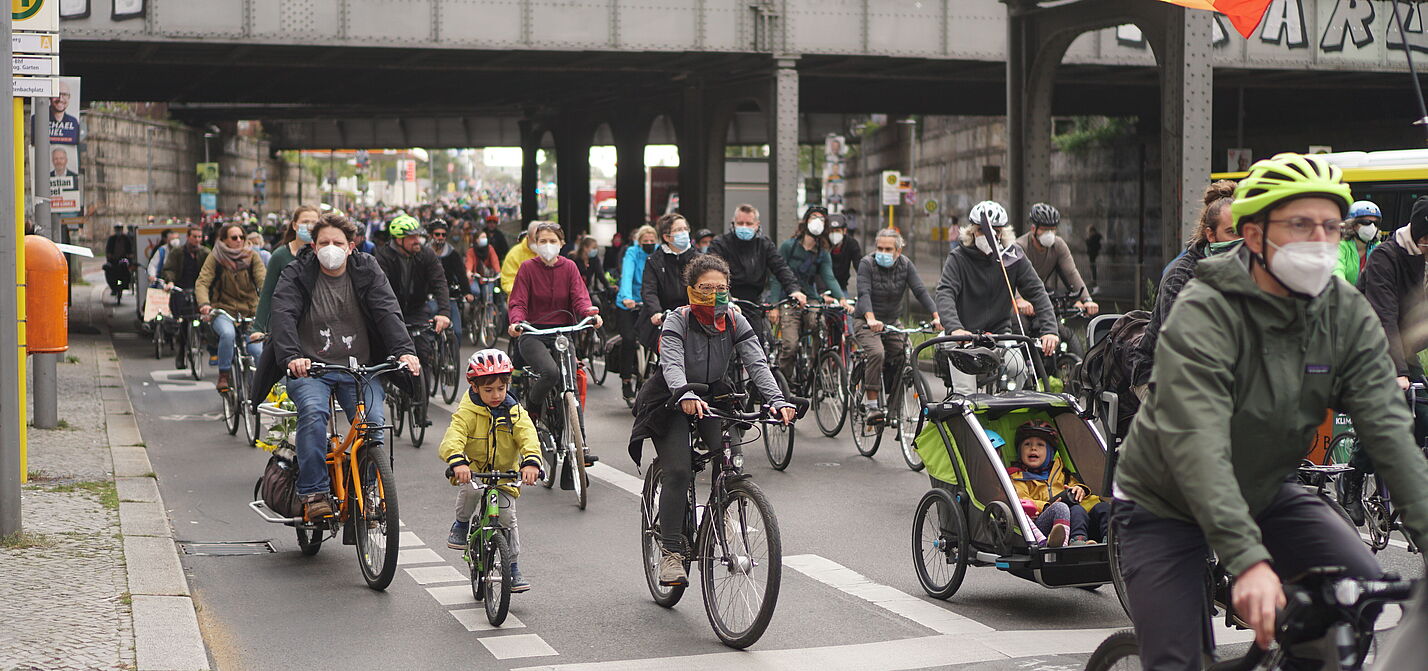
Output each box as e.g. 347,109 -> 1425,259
457,486 -> 520,561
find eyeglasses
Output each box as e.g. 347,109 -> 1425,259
695,284 -> 729,292
1264,217 -> 1344,241
226,235 -> 244,241
432,233 -> 446,239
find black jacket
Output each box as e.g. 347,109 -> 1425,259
934,244 -> 1056,336
1359,237 -> 1428,379
707,231 -> 801,302
374,243 -> 450,325
830,237 -> 862,293
641,246 -> 696,318
250,249 -> 418,406
1131,241 -> 1210,386
433,245 -> 469,299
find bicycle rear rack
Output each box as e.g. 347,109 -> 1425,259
247,499 -> 302,524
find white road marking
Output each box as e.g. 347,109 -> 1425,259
479,633 -> 558,660
403,565 -> 467,585
783,553 -> 993,635
426,584 -> 478,606
452,609 -> 526,632
584,462 -> 644,497
399,530 -> 423,547
1359,532 -> 1411,550
396,548 -> 444,565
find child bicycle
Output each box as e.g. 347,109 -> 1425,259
460,471 -> 523,627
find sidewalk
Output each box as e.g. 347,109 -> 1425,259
0,269 -> 209,671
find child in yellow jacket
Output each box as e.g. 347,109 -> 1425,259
1005,420 -> 1109,548
439,349 -> 542,592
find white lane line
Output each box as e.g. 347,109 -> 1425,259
511,634 -> 1005,671
452,609 -> 526,632
1359,532 -> 1411,550
404,565 -> 467,585
427,584 -> 478,606
397,548 -> 445,565
399,530 -> 424,547
584,462 -> 644,497
480,633 -> 559,660
783,554 -> 993,635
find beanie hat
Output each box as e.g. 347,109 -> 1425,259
1411,197 -> 1428,242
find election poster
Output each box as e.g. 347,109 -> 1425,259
48,77 -> 83,215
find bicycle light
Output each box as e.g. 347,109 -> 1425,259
554,337 -> 569,353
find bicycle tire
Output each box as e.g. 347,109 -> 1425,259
353,444 -> 400,590
152,320 -> 165,360
296,522 -> 324,556
896,374 -> 925,471
763,418 -> 794,471
588,329 -> 609,386
483,532 -> 513,626
187,324 -> 204,381
222,387 -> 240,435
537,428 -> 558,489
1084,630 -> 1142,671
387,388 -> 405,438
441,335 -> 461,405
699,478 -> 781,649
564,392 -> 589,510
409,390 -> 428,448
1325,431 -> 1357,466
426,343 -> 442,399
912,488 -> 968,600
1107,504 -> 1133,618
813,350 -> 848,437
641,460 -> 686,607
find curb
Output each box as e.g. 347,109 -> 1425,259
94,284 -> 212,670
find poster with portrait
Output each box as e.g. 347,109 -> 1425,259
48,77 -> 83,215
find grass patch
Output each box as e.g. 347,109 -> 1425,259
65,355 -> 80,364
140,471 -> 156,478
26,468 -> 52,481
74,278 -> 91,286
43,479 -> 119,510
30,418 -> 77,430
1,530 -> 56,549
118,592 -> 132,606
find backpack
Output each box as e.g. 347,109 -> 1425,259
1076,310 -> 1150,438
259,446 -> 302,518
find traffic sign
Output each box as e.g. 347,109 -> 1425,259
12,32 -> 58,54
12,76 -> 56,97
13,0 -> 59,33
12,54 -> 57,76
880,170 -> 901,206
924,198 -> 939,215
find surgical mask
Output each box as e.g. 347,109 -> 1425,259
975,234 -> 994,255
168,237 -> 181,249
640,242 -> 656,254
807,218 -> 825,236
587,247 -> 599,258
829,232 -> 844,246
1207,239 -> 1240,255
1357,224 -> 1378,243
1264,239 -> 1338,297
734,225 -> 756,241
1037,231 -> 1056,248
297,223 -> 312,243
535,242 -> 560,262
316,244 -> 347,271
874,251 -> 895,268
696,244 -> 709,254
475,237 -> 488,247
671,231 -> 691,251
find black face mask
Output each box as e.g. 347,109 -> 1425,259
640,243 -> 656,254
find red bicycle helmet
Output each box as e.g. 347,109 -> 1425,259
466,349 -> 514,382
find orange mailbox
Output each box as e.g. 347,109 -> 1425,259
25,234 -> 69,353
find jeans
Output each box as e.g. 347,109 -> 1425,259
654,416 -> 724,552
286,374 -> 387,496
852,320 -> 907,396
1114,484 -> 1381,670
424,299 -> 461,340
456,486 -> 520,561
517,334 -> 559,419
210,312 -> 263,373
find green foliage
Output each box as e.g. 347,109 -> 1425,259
0,530 -> 55,549
1053,116 -> 1138,155
42,479 -> 119,510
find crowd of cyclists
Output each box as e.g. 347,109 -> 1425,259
122,153 -> 1428,666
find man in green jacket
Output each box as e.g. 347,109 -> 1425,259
1113,153 -> 1428,669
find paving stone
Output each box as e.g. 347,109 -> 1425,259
124,536 -> 189,597
119,501 -> 171,537
116,477 -> 160,503
132,596 -> 209,671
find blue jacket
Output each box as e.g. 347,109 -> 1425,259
617,244 -> 649,310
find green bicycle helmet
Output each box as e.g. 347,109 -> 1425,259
1229,153 -> 1352,232
388,214 -> 422,238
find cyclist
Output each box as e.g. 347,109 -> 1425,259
1113,153 -> 1428,667
466,226 -> 502,304
1013,203 -> 1098,317
499,221 -> 544,296
161,226 -> 210,291
616,225 -> 658,403
1129,181 -> 1238,390
195,222 -> 266,393
934,201 -> 1058,393
439,349 -> 541,592
506,221 -> 603,463
571,234 -> 608,299
625,253 -> 795,586
769,206 -> 853,377
374,214 -> 452,407
103,223 -> 136,298
427,220 -> 468,342
254,206 -> 320,342
693,228 -> 715,255
482,215 -> 510,260
827,214 -> 861,295
854,228 -> 940,422
146,229 -> 178,282
1335,200 -> 1381,285
253,212 -> 421,521
707,203 -> 807,344
641,213 -> 697,340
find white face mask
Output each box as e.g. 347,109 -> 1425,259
535,242 -> 560,262
974,234 -> 994,255
829,231 -> 844,246
1037,231 -> 1056,248
316,244 -> 347,271
1357,224 -> 1378,243
806,218 -> 825,236
168,237 -> 181,248
1265,240 -> 1338,296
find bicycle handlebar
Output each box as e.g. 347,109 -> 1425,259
291,358 -> 410,382
512,315 -> 597,336
881,322 -> 937,335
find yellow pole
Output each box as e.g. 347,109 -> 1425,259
14,97 -> 26,483
887,204 -> 894,230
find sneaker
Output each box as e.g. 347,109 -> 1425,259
658,549 -> 688,587
865,402 -> 885,425
447,521 -> 470,550
1047,521 -> 1069,548
302,493 -> 333,521
209,353 -> 218,366
216,370 -> 231,393
621,378 -> 636,402
510,562 -> 530,593
583,450 -> 599,467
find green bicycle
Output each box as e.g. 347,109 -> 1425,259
464,471 -> 522,626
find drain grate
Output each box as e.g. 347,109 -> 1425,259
178,541 -> 276,556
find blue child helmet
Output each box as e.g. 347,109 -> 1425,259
985,429 -> 1006,451
1347,200 -> 1381,219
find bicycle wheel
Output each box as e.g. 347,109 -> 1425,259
537,428 -> 558,489
426,345 -> 442,399
763,418 -> 794,471
1084,630 -> 1142,671
587,329 -> 609,386
409,388 -> 428,448
895,373 -> 924,472
387,387 -> 405,438
353,444 -> 400,590
187,323 -> 204,381
1053,352 -> 1081,396
1107,504 -> 1133,617
1325,431 -> 1357,466
912,488 -> 968,600
441,335 -> 461,405
1363,475 -> 1390,553
221,386 -> 240,435
813,350 -> 847,437
641,460 -> 686,607
564,392 -> 589,510
152,320 -> 165,359
699,478 -> 781,649
482,533 -> 513,626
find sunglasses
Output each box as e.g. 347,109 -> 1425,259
227,235 -> 244,241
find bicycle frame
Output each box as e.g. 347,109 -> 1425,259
464,474 -> 518,567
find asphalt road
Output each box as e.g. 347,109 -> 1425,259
102,297 -> 1424,671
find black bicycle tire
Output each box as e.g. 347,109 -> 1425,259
353,445 -> 400,590
388,388 -> 405,437
222,386 -> 240,435
188,325 -> 204,381
153,320 -> 164,360
565,392 -> 589,510
441,335 -> 461,405
484,532 -> 513,625
763,418 -> 794,471
699,478 -> 781,649
896,372 -> 925,471
538,428 -> 557,489
589,330 -> 609,386
912,488 -> 968,600
813,350 -> 848,438
1107,503 -> 1134,618
641,460 -> 686,607
410,390 -> 428,448
1084,630 -> 1141,671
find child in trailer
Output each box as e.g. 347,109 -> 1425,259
1006,420 -> 1110,548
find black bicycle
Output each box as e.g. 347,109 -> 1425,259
733,298 -> 800,470
385,321 -> 436,448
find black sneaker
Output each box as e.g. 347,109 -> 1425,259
622,378 -> 636,402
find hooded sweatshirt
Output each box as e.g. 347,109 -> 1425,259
1116,244 -> 1428,575
934,243 -> 1056,336
1359,225 -> 1428,379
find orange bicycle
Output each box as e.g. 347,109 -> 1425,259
249,359 -> 407,590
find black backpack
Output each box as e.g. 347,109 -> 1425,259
258,446 -> 302,519
1076,310 -> 1150,438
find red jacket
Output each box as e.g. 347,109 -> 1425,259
508,256 -> 596,326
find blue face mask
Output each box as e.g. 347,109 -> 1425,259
296,223 -> 312,243
874,251 -> 896,268
587,247 -> 599,258
734,225 -> 756,241
671,230 -> 691,250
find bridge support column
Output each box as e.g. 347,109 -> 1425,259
1159,8 -> 1214,263
678,82 -> 710,231
555,114 -> 593,237
614,114 -> 649,236
768,57 -> 800,241
519,119 -> 539,224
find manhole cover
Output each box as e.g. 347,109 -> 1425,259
179,541 -> 276,556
